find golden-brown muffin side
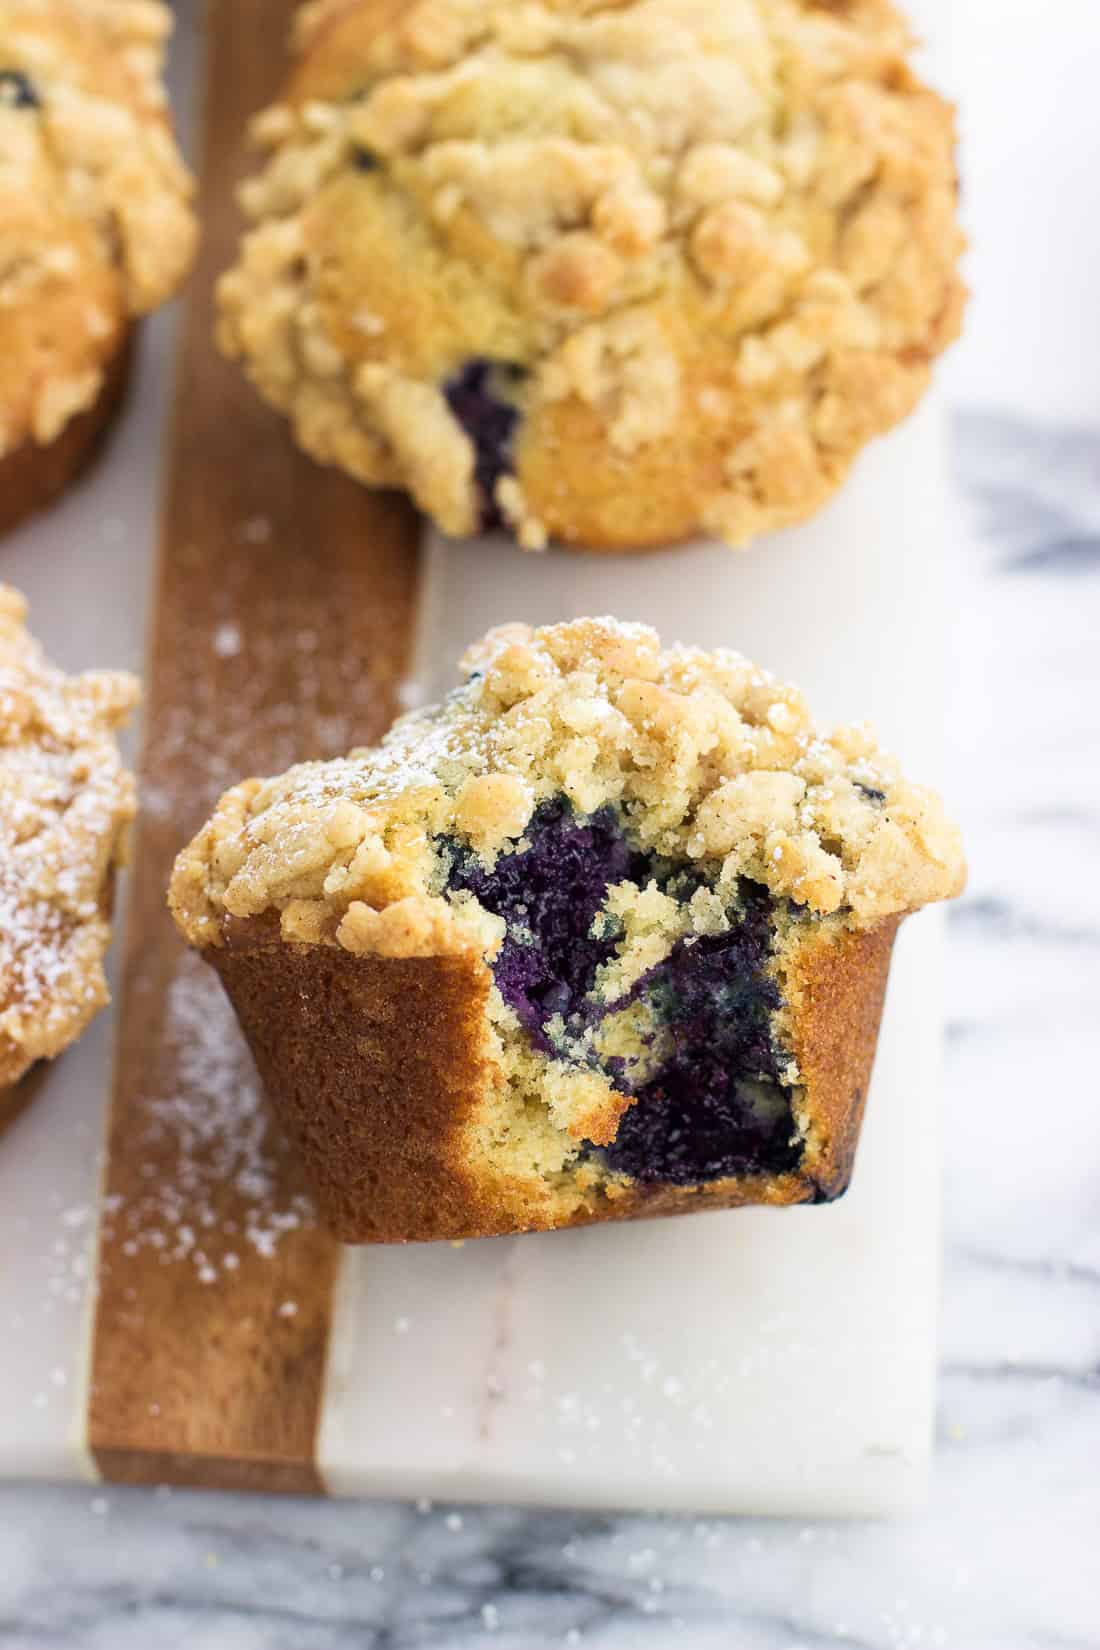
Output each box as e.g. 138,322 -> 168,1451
204,911 -> 899,1243
0,587 -> 139,1094
0,336 -> 133,537
221,0 -> 965,552
0,1 -> 197,534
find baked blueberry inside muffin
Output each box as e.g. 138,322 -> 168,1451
446,799 -> 639,1050
442,359 -> 525,531
219,0 -> 965,552
0,67 -> 39,109
171,618 -> 965,1243
447,801 -> 799,1185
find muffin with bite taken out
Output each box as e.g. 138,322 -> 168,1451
170,617 -> 965,1243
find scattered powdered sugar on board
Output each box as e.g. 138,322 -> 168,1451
482,1317 -> 813,1480
99,951 -> 313,1282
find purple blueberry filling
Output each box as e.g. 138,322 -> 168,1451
0,71 -> 39,110
447,799 -> 645,1053
605,891 -> 799,1183
442,359 -> 525,530
444,800 -> 800,1185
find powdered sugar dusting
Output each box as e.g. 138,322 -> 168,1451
99,951 -> 313,1283
97,522 -> 411,1290
172,614 -> 965,958
0,585 -> 138,1087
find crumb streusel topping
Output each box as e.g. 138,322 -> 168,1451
0,585 -> 139,1088
0,0 -> 196,459
172,616 -> 966,957
219,0 -> 964,550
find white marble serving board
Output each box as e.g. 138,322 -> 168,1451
0,315 -> 952,1511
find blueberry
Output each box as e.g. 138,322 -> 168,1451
605,888 -> 800,1185
0,71 -> 39,110
536,981 -> 573,1018
442,359 -> 526,531
444,798 -> 802,1186
856,783 -> 886,804
447,799 -> 643,1049
352,147 -> 379,172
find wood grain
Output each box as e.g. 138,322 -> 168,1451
89,0 -> 421,1493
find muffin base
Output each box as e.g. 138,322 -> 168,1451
0,1066 -> 48,1138
206,915 -> 900,1244
0,335 -> 134,538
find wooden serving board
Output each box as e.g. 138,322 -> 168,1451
86,0 -> 420,1492
0,0 -> 953,1511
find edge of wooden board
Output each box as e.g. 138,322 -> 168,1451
87,0 -> 421,1493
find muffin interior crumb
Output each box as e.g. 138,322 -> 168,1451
445,796 -> 803,1189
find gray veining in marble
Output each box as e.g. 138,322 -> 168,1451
1,0 -> 1097,1645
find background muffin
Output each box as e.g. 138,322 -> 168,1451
220,0 -> 965,552
0,586 -> 138,1107
0,0 -> 197,535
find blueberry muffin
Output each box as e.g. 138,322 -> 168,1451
0,587 -> 138,1110
0,0 -> 197,536
170,617 -> 965,1242
219,0 -> 965,553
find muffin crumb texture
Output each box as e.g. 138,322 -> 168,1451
0,586 -> 139,1089
220,0 -> 965,550
173,616 -> 965,949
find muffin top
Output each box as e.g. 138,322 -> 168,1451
171,615 -> 966,960
0,0 -> 196,461
219,0 -> 964,551
0,586 -> 139,1088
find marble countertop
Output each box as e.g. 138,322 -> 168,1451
1,3 -> 1097,1646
